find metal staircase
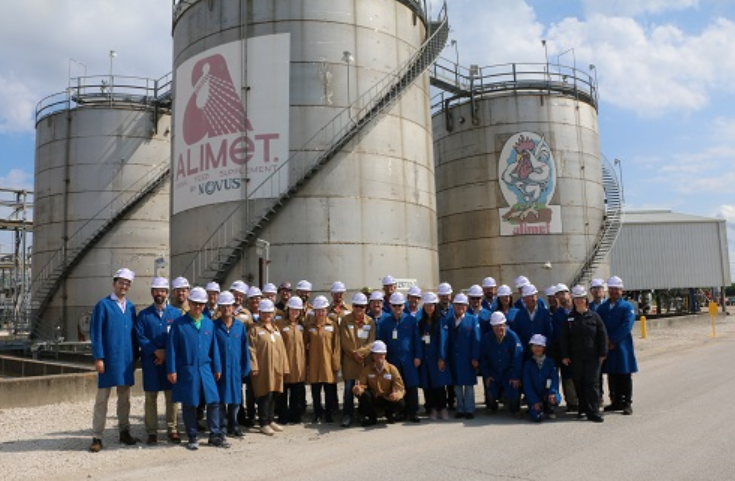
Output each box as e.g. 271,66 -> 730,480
570,155 -> 624,287
182,4 -> 450,285
29,162 -> 170,329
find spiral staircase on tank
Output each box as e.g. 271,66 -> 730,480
181,4 -> 450,285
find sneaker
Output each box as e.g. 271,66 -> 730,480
341,415 -> 352,428
440,409 -> 449,421
89,438 -> 103,453
208,436 -> 231,448
227,428 -> 244,438
260,425 -> 275,436
119,430 -> 140,446
622,404 -> 633,415
167,432 -> 182,444
465,413 -> 475,420
146,434 -> 157,446
187,439 -> 199,450
429,410 -> 437,421
269,422 -> 284,432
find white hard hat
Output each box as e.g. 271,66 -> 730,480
515,275 -> 530,289
571,285 -> 588,298
188,287 -> 208,304
529,334 -> 547,347
555,283 -> 570,293
371,340 -> 388,354
287,296 -> 304,310
352,292 -> 368,305
113,268 -> 135,282
422,292 -> 438,304
258,299 -> 275,313
172,276 -> 190,289
437,282 -> 453,296
217,291 -> 235,306
467,285 -> 483,297
453,293 -> 469,305
407,286 -> 422,298
296,280 -> 313,291
331,281 -> 347,293
247,286 -> 263,298
369,290 -> 384,302
312,295 -> 329,309
150,277 -> 169,289
522,284 -> 538,297
389,292 -> 406,305
205,282 -> 221,293
490,311 -> 507,326
382,275 -> 397,286
497,285 -> 512,297
607,276 -> 624,289
262,283 -> 278,294
482,277 -> 497,288
229,281 -> 248,294
544,285 -> 558,297
590,278 -> 605,288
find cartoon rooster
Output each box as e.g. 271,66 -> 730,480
501,135 -> 552,220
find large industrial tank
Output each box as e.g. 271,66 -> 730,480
432,62 -> 606,289
33,74 -> 172,340
170,0 -> 443,292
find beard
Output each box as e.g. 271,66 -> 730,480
153,295 -> 167,305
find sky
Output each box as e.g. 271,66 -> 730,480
0,0 -> 733,279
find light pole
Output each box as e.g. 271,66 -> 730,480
614,158 -> 626,204
109,50 -> 117,95
541,39 -> 549,80
342,51 -> 354,121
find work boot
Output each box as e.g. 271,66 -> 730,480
119,430 -> 140,446
167,431 -> 182,444
622,403 -> 633,415
89,438 -> 103,453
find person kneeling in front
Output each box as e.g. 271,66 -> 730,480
523,334 -> 561,422
352,341 -> 406,426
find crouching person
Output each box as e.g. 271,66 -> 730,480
479,311 -> 524,418
213,292 -> 251,438
523,334 -> 561,422
353,341 -> 406,426
167,287 -> 228,450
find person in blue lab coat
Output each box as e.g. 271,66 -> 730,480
89,268 -> 140,453
467,285 -> 484,317
589,278 -> 607,312
436,282 -> 456,410
513,284 -> 554,359
213,291 -> 251,438
479,311 -> 524,418
550,284 -> 579,413
598,276 -> 638,416
377,291 -> 423,422
514,276 -> 548,310
562,285 -> 609,422
135,276 -> 182,445
481,285 -> 518,336
203,281 -> 221,320
405,286 -> 422,319
523,334 -> 561,422
448,293 -> 481,419
381,275 -> 398,314
417,292 -> 452,421
481,277 -> 498,312
368,290 -> 388,327
167,287 -> 228,451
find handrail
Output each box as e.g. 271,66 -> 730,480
180,2 -> 449,284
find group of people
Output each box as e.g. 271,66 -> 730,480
89,269 -> 638,453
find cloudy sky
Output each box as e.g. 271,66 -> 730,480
1,0 -> 733,278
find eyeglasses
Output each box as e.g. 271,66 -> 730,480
391,304 -> 404,308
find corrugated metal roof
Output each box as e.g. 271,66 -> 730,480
621,209 -> 722,224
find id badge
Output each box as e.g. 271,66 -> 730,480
358,330 -> 369,339
546,379 -> 552,389
422,334 -> 430,345
392,329 -> 398,340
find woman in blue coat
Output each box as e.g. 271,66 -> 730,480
213,291 -> 251,438
523,334 -> 561,422
417,292 -> 452,421
447,293 -> 481,419
377,292 -> 423,422
481,284 -> 519,336
479,311 -> 524,418
167,287 -> 227,450
598,276 -> 638,415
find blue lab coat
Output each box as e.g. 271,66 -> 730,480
135,304 -> 181,392
377,312 -> 423,388
479,329 -> 523,400
447,314 -> 481,386
523,356 -> 562,408
90,295 -> 138,389
515,297 -> 547,310
417,317 -> 452,389
513,305 -> 554,357
167,314 -> 222,406
481,297 -> 498,312
214,319 -> 251,404
598,299 -> 639,374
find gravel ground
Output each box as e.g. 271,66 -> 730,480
1,309 -> 732,481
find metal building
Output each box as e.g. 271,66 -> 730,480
170,0 -> 449,292
610,210 -> 731,291
431,60 -> 621,290
32,75 -> 172,341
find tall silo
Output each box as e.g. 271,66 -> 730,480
432,62 -> 620,289
33,74 -> 172,340
170,0 -> 449,292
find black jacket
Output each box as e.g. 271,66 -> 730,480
560,308 -> 609,361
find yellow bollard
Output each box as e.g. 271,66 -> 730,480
709,301 -> 718,338
640,316 -> 647,339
